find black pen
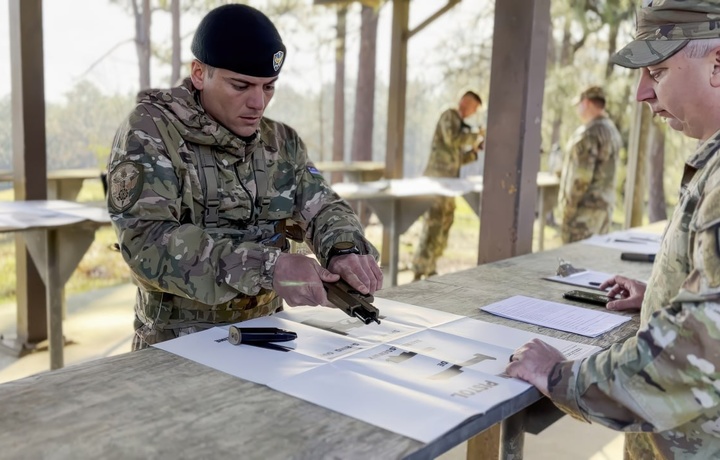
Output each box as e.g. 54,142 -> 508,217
227,326 -> 297,345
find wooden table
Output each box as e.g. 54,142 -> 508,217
315,161 -> 385,183
0,168 -> 102,201
332,173 -> 560,286
0,200 -> 110,369
0,237 -> 655,459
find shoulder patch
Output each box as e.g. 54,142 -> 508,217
307,165 -> 322,176
108,161 -> 143,213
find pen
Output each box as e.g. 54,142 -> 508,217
589,281 -> 601,286
227,326 -> 297,345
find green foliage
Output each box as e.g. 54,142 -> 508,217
46,82 -> 135,170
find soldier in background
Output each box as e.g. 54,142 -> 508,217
507,0 -> 720,457
558,86 -> 622,243
107,4 -> 382,350
411,91 -> 483,281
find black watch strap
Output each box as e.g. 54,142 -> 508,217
327,241 -> 362,265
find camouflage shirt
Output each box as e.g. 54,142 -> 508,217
423,108 -> 480,178
558,115 -> 622,242
107,78 -> 377,329
548,129 -> 720,459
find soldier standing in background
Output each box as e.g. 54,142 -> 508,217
558,86 -> 622,243
411,91 -> 483,281
106,4 -> 382,350
507,0 -> 720,457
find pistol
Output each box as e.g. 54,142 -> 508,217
323,278 -> 381,325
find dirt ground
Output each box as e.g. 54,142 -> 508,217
361,197 -> 565,284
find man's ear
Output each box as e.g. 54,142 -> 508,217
710,48 -> 720,88
190,60 -> 205,90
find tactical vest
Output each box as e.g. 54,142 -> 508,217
193,142 -> 272,227
138,137 -> 285,330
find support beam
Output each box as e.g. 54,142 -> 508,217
384,0 -> 410,181
381,0 -> 410,270
5,0 -> 49,353
407,0 -> 460,39
477,0 -> 550,265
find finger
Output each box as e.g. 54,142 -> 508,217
306,279 -> 331,307
318,268 -> 341,283
606,296 -> 641,311
607,285 -> 625,298
370,261 -> 384,291
360,256 -> 384,293
351,259 -> 374,294
598,277 -> 617,290
345,272 -> 370,295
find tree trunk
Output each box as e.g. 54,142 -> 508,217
350,4 -> 379,226
331,5 -> 348,184
132,0 -> 152,90
350,4 -> 379,164
171,0 -> 181,85
630,103 -> 651,227
605,21 -> 619,79
647,118 -> 667,222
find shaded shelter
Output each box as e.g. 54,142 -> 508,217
7,0 -> 551,366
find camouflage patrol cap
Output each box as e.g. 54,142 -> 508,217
611,0 -> 720,69
191,4 -> 286,77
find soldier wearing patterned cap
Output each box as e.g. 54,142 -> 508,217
507,1 -> 720,458
558,85 -> 623,243
107,3 -> 382,350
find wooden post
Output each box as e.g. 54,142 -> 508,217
472,0 -> 550,457
478,0 -> 550,265
624,100 -> 649,229
5,0 -> 49,353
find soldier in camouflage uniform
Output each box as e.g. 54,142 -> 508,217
558,86 -> 623,243
411,91 -> 483,281
507,1 -> 720,458
107,4 -> 382,350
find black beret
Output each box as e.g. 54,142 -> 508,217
191,4 -> 286,78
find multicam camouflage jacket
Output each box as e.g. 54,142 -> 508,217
558,115 -> 622,240
548,128 -> 720,459
107,78 -> 376,329
423,108 -> 480,178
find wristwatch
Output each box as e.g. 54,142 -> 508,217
327,241 -> 362,264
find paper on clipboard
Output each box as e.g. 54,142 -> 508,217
544,270 -> 613,291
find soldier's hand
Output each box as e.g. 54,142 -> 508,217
273,253 -> 339,307
328,254 -> 383,295
506,339 -> 565,397
599,275 -> 647,311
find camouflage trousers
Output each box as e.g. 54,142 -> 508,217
561,208 -> 611,244
412,196 -> 456,277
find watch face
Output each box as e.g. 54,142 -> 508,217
334,241 -> 355,250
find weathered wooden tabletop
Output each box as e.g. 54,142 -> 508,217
0,240 -> 656,460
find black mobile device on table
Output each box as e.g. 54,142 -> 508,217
621,252 -> 655,262
562,290 -> 612,307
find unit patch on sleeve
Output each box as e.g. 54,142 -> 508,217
108,161 -> 143,213
307,164 -> 323,177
